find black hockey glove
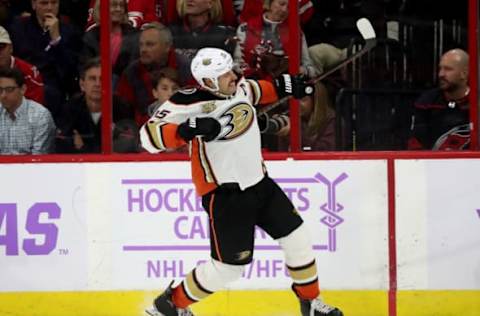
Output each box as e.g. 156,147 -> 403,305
177,117 -> 221,142
274,74 -> 314,99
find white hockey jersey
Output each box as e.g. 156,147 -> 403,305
140,77 -> 278,196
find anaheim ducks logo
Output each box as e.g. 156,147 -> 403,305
219,103 -> 254,140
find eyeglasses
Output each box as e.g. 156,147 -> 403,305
0,86 -> 19,94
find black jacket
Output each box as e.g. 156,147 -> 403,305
55,94 -> 135,153
10,14 -> 82,96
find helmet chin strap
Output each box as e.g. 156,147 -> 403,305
211,90 -> 234,99
202,76 -> 234,99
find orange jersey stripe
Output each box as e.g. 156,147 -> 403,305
159,123 -> 187,148
143,121 -> 186,151
190,138 -> 218,196
257,80 -> 280,105
208,193 -> 223,262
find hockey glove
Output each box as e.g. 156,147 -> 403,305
177,117 -> 221,142
274,74 -> 314,99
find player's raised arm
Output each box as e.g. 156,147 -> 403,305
246,74 -> 314,106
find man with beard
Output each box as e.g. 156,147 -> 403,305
408,48 -> 471,150
141,47 -> 343,316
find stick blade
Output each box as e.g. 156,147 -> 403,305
356,18 -> 376,40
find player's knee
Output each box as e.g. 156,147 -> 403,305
277,224 -> 314,267
214,259 -> 245,283
195,259 -> 245,291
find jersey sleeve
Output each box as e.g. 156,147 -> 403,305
139,100 -> 202,153
246,79 -> 279,105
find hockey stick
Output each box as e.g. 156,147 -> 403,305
258,17 -> 377,115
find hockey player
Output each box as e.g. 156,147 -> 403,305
140,47 -> 343,316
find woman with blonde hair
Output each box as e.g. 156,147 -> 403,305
176,0 -> 223,23
275,81 -> 337,151
300,81 -> 336,150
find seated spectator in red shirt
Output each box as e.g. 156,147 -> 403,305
0,26 -> 44,105
82,0 -> 139,88
86,0 -> 159,30
169,0 -> 236,85
115,22 -> 175,126
56,57 -> 136,153
234,0 -> 317,81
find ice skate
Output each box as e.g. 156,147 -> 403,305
299,297 -> 344,316
145,282 -> 194,316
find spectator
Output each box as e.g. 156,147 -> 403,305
86,0 -> 159,30
82,0 -> 139,87
234,0 -> 317,80
1,0 -> 90,31
116,22 -> 175,126
236,0 -> 314,25
275,81 -> 337,151
147,67 -> 179,115
168,0 -> 237,26
147,66 -> 186,154
307,43 -> 347,76
0,67 -> 55,155
0,26 -> 44,104
9,0 -> 82,120
56,57 -> 136,153
169,0 -> 236,85
409,48 -> 470,150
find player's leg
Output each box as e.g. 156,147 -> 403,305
278,225 -> 343,316
146,258 -> 244,316
257,176 -> 343,316
147,187 -> 256,315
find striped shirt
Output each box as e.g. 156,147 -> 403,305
0,98 -> 56,155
